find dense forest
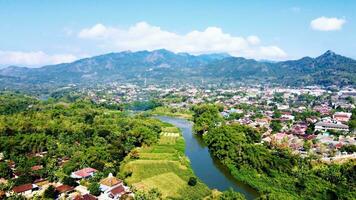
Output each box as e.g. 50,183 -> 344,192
192,104 -> 356,200
0,92 -> 163,197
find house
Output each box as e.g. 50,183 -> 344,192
74,194 -> 98,200
314,105 -> 331,115
108,185 -> 126,199
12,183 -> 39,195
31,165 -> 43,171
71,167 -> 97,179
56,184 -> 75,194
255,117 -> 271,127
291,123 -> 308,135
333,112 -> 352,123
34,178 -> 49,187
281,114 -> 295,121
315,121 -> 349,132
100,173 -> 122,192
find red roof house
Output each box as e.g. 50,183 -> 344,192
56,185 -> 74,193
12,183 -> 37,194
109,185 -> 126,198
71,167 -> 97,179
74,194 -> 98,200
31,165 -> 43,171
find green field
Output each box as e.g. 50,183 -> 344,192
148,106 -> 193,120
120,124 -> 211,199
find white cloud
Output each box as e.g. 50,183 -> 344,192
0,51 -> 77,67
310,17 -> 346,31
247,35 -> 260,45
78,22 -> 287,59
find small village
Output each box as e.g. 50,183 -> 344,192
0,162 -> 133,199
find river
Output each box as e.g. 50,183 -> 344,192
156,116 -> 259,200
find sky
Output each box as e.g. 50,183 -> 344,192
0,0 -> 355,67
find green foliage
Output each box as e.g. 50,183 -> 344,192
62,176 -> 78,187
219,188 -> 246,200
4,193 -> 27,200
125,100 -> 162,111
0,92 -> 38,115
339,145 -> 356,153
294,110 -> 320,121
202,121 -> 356,199
273,93 -> 284,104
227,112 -> 244,120
121,123 -> 210,199
88,182 -> 101,196
0,162 -> 12,179
135,188 -> 162,200
0,94 -> 163,184
192,104 -> 223,134
270,120 -> 282,133
43,185 -> 57,199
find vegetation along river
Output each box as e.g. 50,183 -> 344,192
156,116 -> 259,200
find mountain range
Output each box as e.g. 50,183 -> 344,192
0,49 -> 355,87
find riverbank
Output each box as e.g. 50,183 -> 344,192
148,106 -> 193,120
156,116 -> 259,200
120,120 -> 211,199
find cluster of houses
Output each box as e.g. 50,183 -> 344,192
0,166 -> 132,200
197,87 -> 355,162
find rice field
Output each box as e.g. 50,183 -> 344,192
120,123 -> 211,199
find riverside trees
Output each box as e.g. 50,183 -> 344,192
192,104 -> 356,200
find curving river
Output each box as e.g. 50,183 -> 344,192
157,116 -> 259,200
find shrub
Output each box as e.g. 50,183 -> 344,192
88,182 -> 101,196
43,185 -> 58,199
188,177 -> 197,186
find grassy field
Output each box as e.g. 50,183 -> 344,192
149,106 -> 193,120
120,123 -> 211,199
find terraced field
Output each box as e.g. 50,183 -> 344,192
120,123 -> 211,199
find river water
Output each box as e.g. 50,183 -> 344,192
156,116 -> 259,200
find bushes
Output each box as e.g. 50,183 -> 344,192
62,176 -> 78,187
188,177 -> 197,186
43,185 -> 58,199
88,182 -> 101,196
219,189 -> 246,200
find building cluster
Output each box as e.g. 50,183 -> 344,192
158,85 -> 356,162
0,160 -> 132,200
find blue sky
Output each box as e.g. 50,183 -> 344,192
0,0 -> 355,67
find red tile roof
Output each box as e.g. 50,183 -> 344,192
12,184 -> 33,193
74,167 -> 97,178
110,185 -> 125,196
31,165 -> 43,171
56,185 -> 74,193
74,194 -> 98,200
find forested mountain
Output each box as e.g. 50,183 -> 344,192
0,49 -> 355,87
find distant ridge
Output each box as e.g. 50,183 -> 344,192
0,49 -> 355,87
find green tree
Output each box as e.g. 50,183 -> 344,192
192,104 -> 222,134
62,176 -> 78,187
43,185 -> 57,199
88,182 -> 101,196
0,162 -> 12,179
270,121 -> 282,133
